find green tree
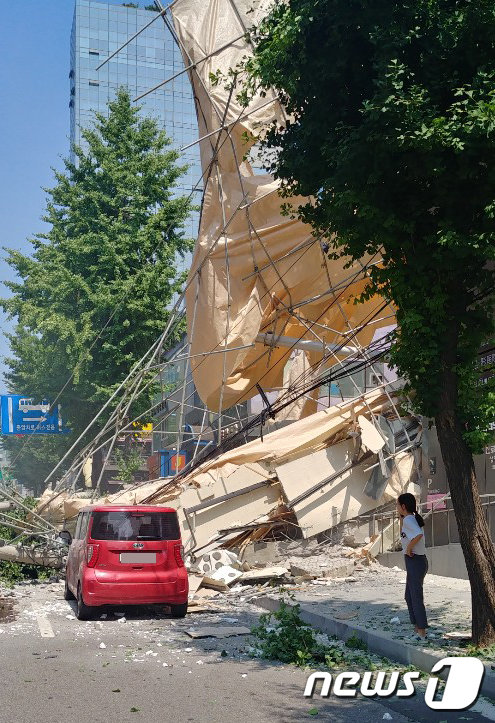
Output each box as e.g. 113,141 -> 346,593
1,88 -> 194,494
114,446 -> 143,484
245,1 -> 495,645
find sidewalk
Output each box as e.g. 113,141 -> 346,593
254,564 -> 495,699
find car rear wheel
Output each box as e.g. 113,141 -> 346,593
76,583 -> 93,620
170,602 -> 188,618
64,576 -> 75,601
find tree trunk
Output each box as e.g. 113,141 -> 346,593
435,327 -> 495,646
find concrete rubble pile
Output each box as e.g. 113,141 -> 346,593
8,388 -> 423,577
185,538 -> 384,613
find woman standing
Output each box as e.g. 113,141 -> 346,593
397,492 -> 429,640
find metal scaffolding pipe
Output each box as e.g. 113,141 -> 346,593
256,333 -> 358,355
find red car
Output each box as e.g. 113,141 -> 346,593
60,505 -> 188,620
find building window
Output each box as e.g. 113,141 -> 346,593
89,80 -> 100,86
89,49 -> 100,56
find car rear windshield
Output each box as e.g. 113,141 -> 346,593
90,511 -> 180,541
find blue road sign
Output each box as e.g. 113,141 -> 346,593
0,395 -> 69,435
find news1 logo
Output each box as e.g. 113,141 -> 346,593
304,657 -> 485,711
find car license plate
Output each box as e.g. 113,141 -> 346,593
120,552 -> 156,564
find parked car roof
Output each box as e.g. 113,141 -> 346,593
78,505 -> 178,513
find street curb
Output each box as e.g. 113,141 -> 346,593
255,594 -> 495,701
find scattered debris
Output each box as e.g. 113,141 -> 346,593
200,576 -> 230,592
444,631 -> 471,641
185,626 -> 251,639
191,588 -> 220,602
239,566 -> 289,583
187,575 -> 204,599
289,560 -> 355,579
333,610 -> 359,620
196,550 -> 240,574
0,598 -> 16,623
208,565 -> 243,586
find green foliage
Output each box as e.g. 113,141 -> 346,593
250,595 -> 345,668
251,600 -> 318,665
345,634 -> 368,651
2,436 -> 73,497
244,0 -> 495,452
0,495 -> 58,586
1,88 -> 195,492
463,641 -> 495,661
250,596 -> 428,676
114,447 -> 143,484
0,560 -> 59,588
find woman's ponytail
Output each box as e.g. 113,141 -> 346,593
398,492 -> 424,527
414,511 -> 425,528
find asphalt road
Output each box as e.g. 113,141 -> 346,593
0,582 -> 494,723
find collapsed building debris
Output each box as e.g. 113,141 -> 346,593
24,388 -> 421,577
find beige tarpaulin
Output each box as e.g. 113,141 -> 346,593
268,349 -> 320,422
170,0 -> 395,411
145,389 -> 393,499
34,479 -> 183,527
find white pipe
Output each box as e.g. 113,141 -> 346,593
256,333 -> 358,355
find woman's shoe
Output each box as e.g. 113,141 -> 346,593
407,633 -> 433,642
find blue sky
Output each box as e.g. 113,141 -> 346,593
0,1 -> 156,394
0,1 -> 76,392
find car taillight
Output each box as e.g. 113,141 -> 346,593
86,544 -> 99,567
174,544 -> 184,568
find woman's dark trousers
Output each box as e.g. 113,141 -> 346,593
404,554 -> 428,629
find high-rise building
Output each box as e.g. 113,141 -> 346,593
70,0 -> 201,250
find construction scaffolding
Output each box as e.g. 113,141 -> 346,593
0,0 -> 426,562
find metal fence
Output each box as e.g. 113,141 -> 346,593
361,493 -> 495,554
